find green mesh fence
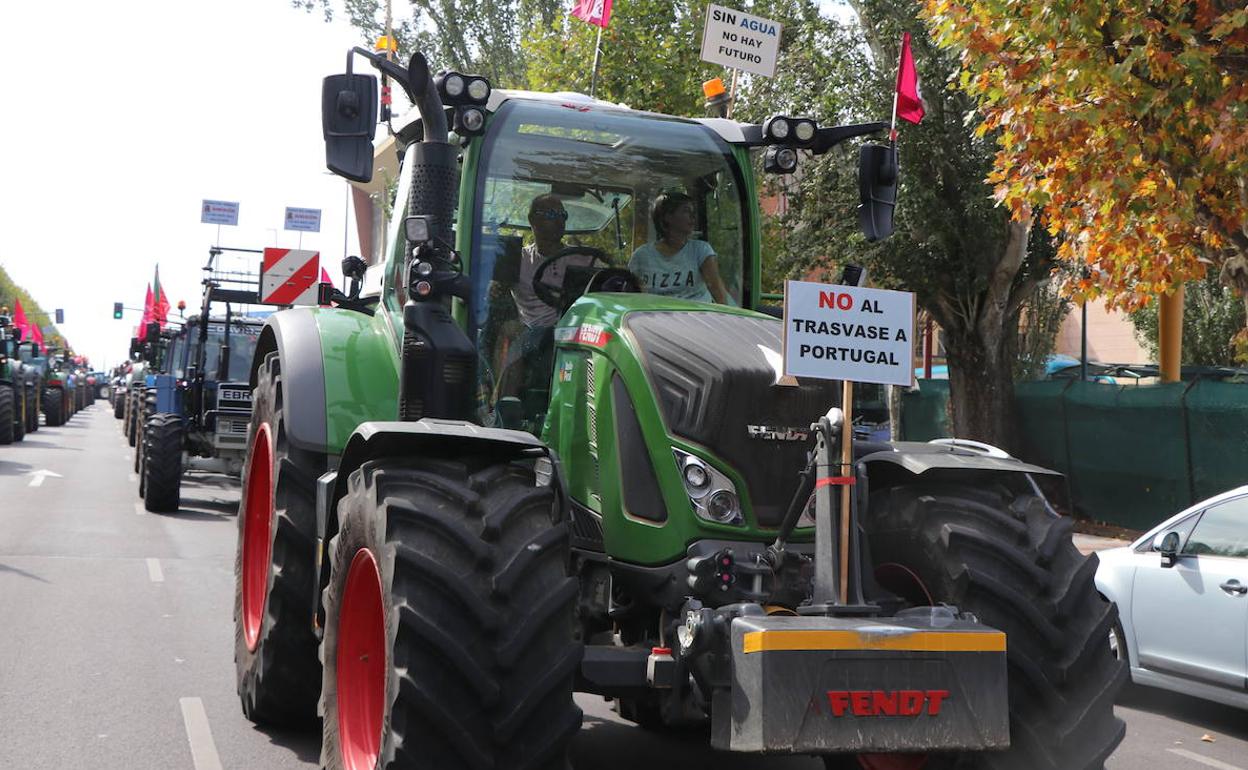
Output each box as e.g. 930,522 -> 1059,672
899,378 -> 1248,532
1185,381 -> 1248,501
899,379 -> 951,441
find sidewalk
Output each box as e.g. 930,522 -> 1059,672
1073,532 -> 1132,555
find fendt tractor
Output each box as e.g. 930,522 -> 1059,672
138,253 -> 265,512
0,314 -> 30,442
15,339 -> 43,436
232,49 -> 1125,769
43,350 -> 78,427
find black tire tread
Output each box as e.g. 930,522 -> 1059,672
233,351 -> 322,727
0,385 -> 14,444
143,413 -> 183,512
43,388 -> 64,428
321,458 -> 582,770
866,482 -> 1126,770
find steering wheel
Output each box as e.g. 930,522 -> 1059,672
586,267 -> 642,294
531,246 -> 614,310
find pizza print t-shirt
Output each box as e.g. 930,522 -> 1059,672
628,239 -> 716,303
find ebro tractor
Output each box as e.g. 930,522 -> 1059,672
233,48 -> 1124,769
139,252 -> 267,512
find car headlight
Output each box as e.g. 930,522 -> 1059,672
673,448 -> 743,526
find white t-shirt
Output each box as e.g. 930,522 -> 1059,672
511,244 -> 593,328
628,240 -> 715,303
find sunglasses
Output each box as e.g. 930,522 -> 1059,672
533,208 -> 569,221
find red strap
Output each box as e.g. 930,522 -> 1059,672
816,476 -> 856,488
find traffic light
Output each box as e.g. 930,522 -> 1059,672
55,308 -> 64,324
113,302 -> 123,319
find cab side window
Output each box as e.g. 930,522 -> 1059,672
1182,497 -> 1248,558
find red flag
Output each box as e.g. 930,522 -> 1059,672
12,299 -> 28,338
139,284 -> 154,341
571,0 -> 612,28
32,323 -> 44,352
895,32 -> 925,127
154,266 -> 170,326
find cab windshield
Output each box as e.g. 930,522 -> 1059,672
470,99 -> 750,428
202,323 -> 260,381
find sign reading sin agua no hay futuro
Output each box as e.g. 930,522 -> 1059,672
782,280 -> 916,387
700,3 -> 783,78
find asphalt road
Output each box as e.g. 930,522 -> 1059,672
1,405 -> 1244,769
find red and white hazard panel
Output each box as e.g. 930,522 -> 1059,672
261,248 -> 321,305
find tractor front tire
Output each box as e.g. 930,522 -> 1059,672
43,388 -> 65,428
143,413 -> 183,512
26,386 -> 38,433
0,385 -> 14,445
320,457 -> 583,770
114,392 -> 125,419
127,393 -> 140,445
234,351 -> 323,727
12,387 -> 25,442
851,481 -> 1127,770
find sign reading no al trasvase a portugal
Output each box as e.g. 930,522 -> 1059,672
782,280 -> 915,387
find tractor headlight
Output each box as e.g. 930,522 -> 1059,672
764,146 -> 799,175
792,118 -> 817,143
466,77 -> 491,103
443,73 -> 465,98
455,106 -> 486,135
764,115 -> 791,141
673,448 -> 744,526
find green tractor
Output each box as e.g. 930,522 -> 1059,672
0,315 -> 30,443
233,50 -> 1124,769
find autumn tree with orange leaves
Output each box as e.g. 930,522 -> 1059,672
923,0 -> 1248,355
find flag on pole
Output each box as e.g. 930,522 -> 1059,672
13,299 -> 28,339
894,32 -> 925,128
32,323 -> 44,352
139,284 -> 154,341
153,265 -> 170,327
571,0 -> 612,28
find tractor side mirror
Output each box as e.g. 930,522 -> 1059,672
858,143 -> 898,242
1159,531 -> 1181,568
342,255 -> 367,299
322,73 -> 379,183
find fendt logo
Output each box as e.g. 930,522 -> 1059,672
746,425 -> 809,441
825,689 -> 950,717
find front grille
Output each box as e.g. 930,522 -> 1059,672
625,311 -> 839,527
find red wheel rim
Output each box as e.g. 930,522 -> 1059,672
858,755 -> 929,770
337,548 -> 386,770
241,423 -> 274,652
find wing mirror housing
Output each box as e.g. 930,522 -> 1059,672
1158,531 -> 1181,568
322,72 -> 379,183
858,143 -> 898,242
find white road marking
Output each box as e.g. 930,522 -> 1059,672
1168,748 -> 1244,770
179,697 -> 224,770
27,469 -> 62,487
146,558 -> 164,583
134,503 -> 146,516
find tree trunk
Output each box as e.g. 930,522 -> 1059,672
943,327 -> 1019,453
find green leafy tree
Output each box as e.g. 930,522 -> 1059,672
1131,272 -> 1247,367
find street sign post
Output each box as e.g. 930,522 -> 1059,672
200,200 -> 240,226
283,207 -> 322,233
700,3 -> 783,79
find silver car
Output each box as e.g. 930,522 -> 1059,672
1095,485 -> 1248,710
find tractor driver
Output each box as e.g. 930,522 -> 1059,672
482,194 -> 594,407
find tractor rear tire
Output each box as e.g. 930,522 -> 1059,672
135,391 -> 156,474
44,388 -> 64,428
27,386 -> 38,433
114,393 -> 124,420
850,481 -> 1126,770
0,385 -> 14,444
127,393 -> 140,445
234,351 -> 323,727
13,387 -> 25,442
143,414 -> 183,512
320,457 -> 582,770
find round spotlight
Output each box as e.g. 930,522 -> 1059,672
466,77 -> 490,102
415,261 -> 434,277
705,490 -> 739,523
776,147 -> 798,172
459,107 -> 485,133
443,73 -> 465,98
414,280 -> 433,297
766,116 -> 790,140
793,119 -> 816,143
683,460 -> 710,491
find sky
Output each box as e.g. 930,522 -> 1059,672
0,0 -> 371,369
0,1 -> 857,369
